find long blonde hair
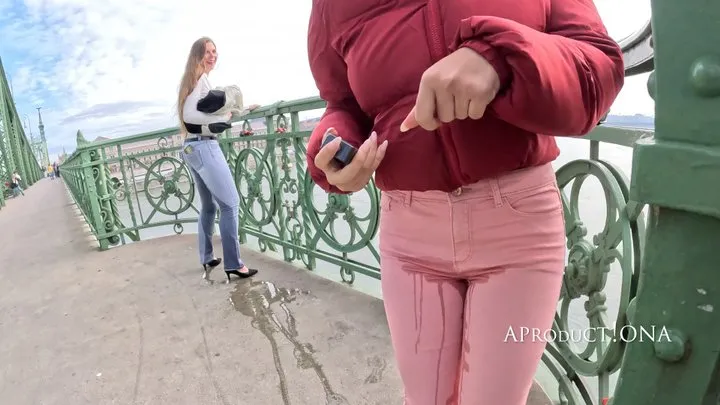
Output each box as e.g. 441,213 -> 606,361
177,37 -> 215,132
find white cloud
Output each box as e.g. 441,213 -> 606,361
2,0 -> 318,159
1,0 -> 654,161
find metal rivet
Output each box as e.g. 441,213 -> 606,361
689,55 -> 720,97
647,71 -> 656,100
653,328 -> 687,362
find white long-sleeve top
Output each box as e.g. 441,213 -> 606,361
183,73 -> 231,126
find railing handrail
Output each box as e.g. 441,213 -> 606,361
67,96 -> 327,154
60,95 -> 654,165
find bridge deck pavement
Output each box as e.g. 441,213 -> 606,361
0,179 -> 551,404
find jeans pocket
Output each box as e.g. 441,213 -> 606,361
502,181 -> 563,217
182,143 -> 204,171
208,141 -> 225,160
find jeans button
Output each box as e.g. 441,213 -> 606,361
453,187 -> 463,196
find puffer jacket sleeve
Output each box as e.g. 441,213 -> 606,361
306,1 -> 373,194
451,0 -> 625,136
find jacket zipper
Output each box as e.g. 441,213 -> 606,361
425,0 -> 465,188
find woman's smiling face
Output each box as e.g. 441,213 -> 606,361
202,41 -> 217,73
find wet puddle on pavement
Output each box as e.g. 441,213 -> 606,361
230,279 -> 349,405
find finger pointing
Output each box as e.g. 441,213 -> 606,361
400,106 -> 418,132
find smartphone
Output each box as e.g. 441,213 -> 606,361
321,132 -> 358,169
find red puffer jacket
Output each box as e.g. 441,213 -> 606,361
306,0 -> 624,193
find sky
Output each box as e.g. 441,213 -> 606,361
0,0 -> 654,162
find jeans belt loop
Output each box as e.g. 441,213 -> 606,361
490,179 -> 502,208
403,191 -> 412,208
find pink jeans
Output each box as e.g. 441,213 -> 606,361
379,163 -> 566,405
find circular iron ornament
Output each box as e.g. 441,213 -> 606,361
143,157 -> 195,216
552,159 -> 644,379
234,148 -> 278,227
303,169 -> 380,253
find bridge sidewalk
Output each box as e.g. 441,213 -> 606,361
0,179 -> 551,405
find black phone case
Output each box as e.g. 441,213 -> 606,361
321,133 -> 358,168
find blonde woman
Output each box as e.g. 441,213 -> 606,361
178,36 -> 259,283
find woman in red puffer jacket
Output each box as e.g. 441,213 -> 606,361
306,0 -> 624,403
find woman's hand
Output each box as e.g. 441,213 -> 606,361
247,104 -> 261,111
400,47 -> 500,132
314,128 -> 388,193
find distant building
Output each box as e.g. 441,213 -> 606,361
81,116 -> 317,178
57,147 -> 69,164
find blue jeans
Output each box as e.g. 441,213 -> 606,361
181,139 -> 245,271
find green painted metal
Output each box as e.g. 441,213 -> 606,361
32,107 -> 50,168
0,57 -> 44,208
59,95 -> 653,403
16,1 -> 720,401
7,5 -> 668,400
609,0 -> 720,403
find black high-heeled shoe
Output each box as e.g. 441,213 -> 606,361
225,268 -> 259,283
202,258 -> 222,280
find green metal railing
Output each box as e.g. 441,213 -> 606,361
18,0 -> 720,400
0,57 -> 44,207
59,96 -> 651,404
